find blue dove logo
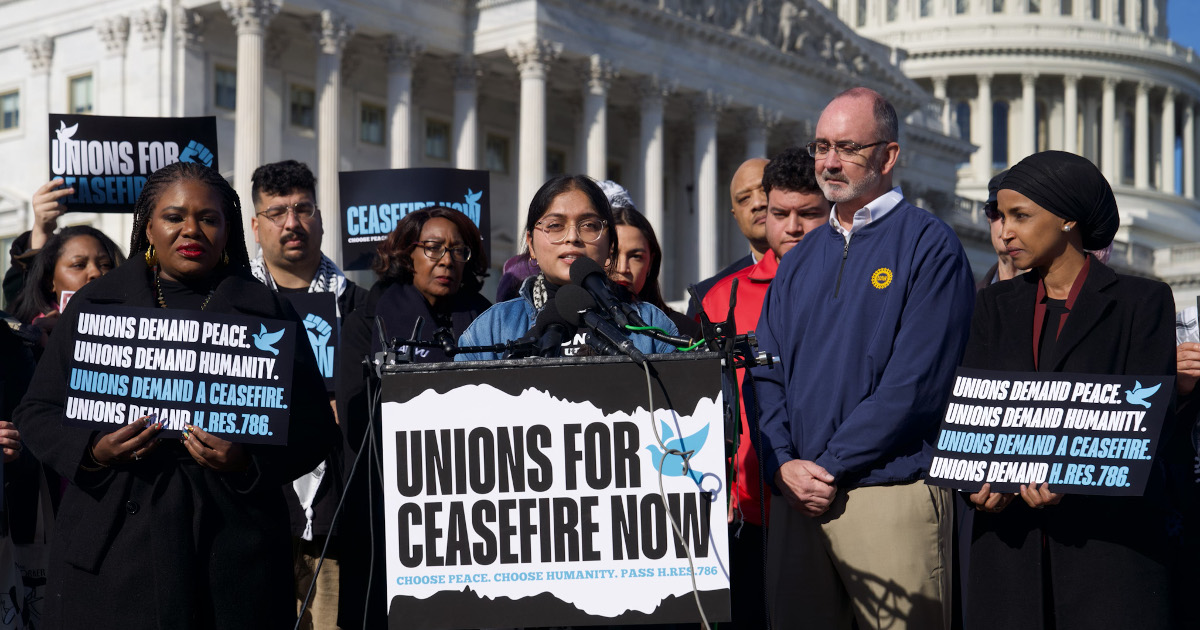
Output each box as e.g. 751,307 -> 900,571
1124,381 -> 1162,409
253,324 -> 285,356
644,420 -> 710,484
464,189 -> 482,204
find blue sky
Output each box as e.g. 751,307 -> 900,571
1167,0 -> 1200,52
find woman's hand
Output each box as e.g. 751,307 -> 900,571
969,483 -> 1016,513
1019,482 -> 1064,509
0,421 -> 22,463
183,425 -> 249,473
30,179 -> 73,249
91,416 -> 162,466
1177,342 -> 1200,396
31,310 -> 59,346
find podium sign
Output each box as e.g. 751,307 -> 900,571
380,354 -> 731,628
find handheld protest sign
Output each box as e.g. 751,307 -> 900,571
64,305 -> 295,445
926,367 -> 1173,496
281,292 -> 338,389
379,355 -> 731,629
48,114 -> 218,213
338,168 -> 490,271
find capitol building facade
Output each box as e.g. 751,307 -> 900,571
0,0 -> 1196,305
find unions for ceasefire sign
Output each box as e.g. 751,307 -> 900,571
64,305 -> 296,445
926,367 -> 1173,496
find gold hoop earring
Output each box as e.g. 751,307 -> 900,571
145,245 -> 157,267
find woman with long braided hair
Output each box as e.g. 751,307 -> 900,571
15,162 -> 338,629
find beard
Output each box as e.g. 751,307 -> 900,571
818,157 -> 883,204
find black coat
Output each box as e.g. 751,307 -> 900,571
334,280 -> 490,629
960,259 -> 1177,630
13,257 -> 338,630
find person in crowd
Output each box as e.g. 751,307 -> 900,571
10,225 -> 123,344
600,179 -> 701,340
13,161 -> 338,629
335,206 -> 492,628
247,159 -> 365,629
686,158 -> 770,316
701,147 -> 829,629
457,174 -> 679,361
496,252 -> 540,303
1172,311 -> 1200,629
962,150 -> 1176,630
751,87 -> 974,630
978,169 -> 1019,288
4,178 -> 76,306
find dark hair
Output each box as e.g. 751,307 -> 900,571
373,206 -> 489,295
129,161 -> 250,270
251,160 -> 316,207
11,226 -> 125,324
611,206 -> 668,311
523,175 -> 618,261
834,87 -> 899,143
763,147 -> 823,196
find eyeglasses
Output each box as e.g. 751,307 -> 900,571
414,240 -> 472,263
534,218 -> 607,244
806,140 -> 889,160
256,202 -> 318,226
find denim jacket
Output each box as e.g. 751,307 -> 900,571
456,276 -> 680,361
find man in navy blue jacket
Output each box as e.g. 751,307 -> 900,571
751,88 -> 974,630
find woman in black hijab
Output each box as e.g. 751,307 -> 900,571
960,151 -> 1176,630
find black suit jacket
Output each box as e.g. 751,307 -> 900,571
962,258 -> 1175,378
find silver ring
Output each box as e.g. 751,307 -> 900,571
133,452 -> 141,461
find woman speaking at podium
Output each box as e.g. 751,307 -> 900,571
960,151 -> 1175,630
457,174 -> 678,360
14,162 -> 337,629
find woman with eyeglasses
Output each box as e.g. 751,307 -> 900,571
457,174 -> 678,361
334,205 -> 491,627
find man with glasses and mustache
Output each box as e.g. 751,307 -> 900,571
750,88 -> 975,630
248,160 -> 367,630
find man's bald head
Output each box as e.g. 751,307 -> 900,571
730,158 -> 770,255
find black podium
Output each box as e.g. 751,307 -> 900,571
377,352 -> 730,629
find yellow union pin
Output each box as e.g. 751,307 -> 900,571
870,267 -> 893,289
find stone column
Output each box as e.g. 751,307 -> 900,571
1063,74 -> 1080,155
1101,76 -> 1117,182
507,39 -> 562,230
453,56 -> 480,170
21,36 -> 52,209
385,37 -> 422,169
1021,73 -> 1038,159
1127,0 -> 1140,30
693,90 -> 727,281
1083,91 -> 1098,162
221,0 -> 279,250
1161,87 -> 1176,194
1184,99 -> 1196,198
581,55 -> 615,181
975,73 -> 993,182
133,7 -> 167,117
1135,81 -> 1150,189
744,105 -> 779,161
174,8 -> 207,117
636,75 -> 673,242
932,75 -> 951,136
315,10 -> 352,265
96,16 -> 130,115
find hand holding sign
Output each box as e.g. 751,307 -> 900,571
90,415 -> 162,466
182,423 -> 248,472
1019,482 -> 1064,509
0,421 -> 21,463
968,483 -> 1015,513
31,178 -> 72,248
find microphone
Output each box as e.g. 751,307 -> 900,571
556,285 -> 647,364
531,302 -> 575,357
568,257 -> 648,328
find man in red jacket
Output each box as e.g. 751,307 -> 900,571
701,146 -> 828,629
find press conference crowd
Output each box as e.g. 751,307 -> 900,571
1,86 -> 1197,630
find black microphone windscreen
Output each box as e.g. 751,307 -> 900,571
555,285 -> 597,328
533,301 -> 572,332
568,256 -> 606,286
